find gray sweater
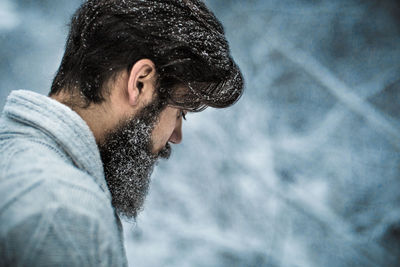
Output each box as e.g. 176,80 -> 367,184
0,90 -> 128,266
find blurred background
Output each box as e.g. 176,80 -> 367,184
1,0 -> 400,266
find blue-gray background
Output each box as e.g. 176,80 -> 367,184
1,0 -> 400,266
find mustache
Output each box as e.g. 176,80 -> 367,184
157,142 -> 172,159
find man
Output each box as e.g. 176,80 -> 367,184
0,0 -> 243,266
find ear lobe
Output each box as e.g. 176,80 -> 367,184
128,85 -> 140,106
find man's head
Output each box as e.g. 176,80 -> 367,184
50,0 -> 243,219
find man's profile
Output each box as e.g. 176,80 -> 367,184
0,0 -> 243,266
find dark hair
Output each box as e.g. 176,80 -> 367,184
50,0 -> 244,111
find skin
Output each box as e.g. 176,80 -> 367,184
51,59 -> 185,154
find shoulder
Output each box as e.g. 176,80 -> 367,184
0,146 -> 114,230
0,126 -> 128,266
1,203 -> 127,267
0,140 -> 127,266
0,138 -> 116,240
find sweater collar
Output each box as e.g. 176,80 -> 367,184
3,90 -> 110,200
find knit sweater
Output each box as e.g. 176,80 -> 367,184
0,90 -> 127,266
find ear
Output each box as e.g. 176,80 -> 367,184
126,59 -> 157,106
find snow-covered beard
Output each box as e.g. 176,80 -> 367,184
99,97 -> 171,219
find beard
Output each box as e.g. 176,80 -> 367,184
99,96 -> 171,219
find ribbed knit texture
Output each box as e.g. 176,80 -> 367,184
0,90 -> 127,267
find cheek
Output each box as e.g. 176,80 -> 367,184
152,121 -> 173,143
151,108 -> 177,150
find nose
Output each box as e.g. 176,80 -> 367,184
168,117 -> 182,144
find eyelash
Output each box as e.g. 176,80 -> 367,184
179,111 -> 187,120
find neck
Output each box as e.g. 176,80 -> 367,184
50,91 -> 119,144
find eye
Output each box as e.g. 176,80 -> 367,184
178,110 -> 187,120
